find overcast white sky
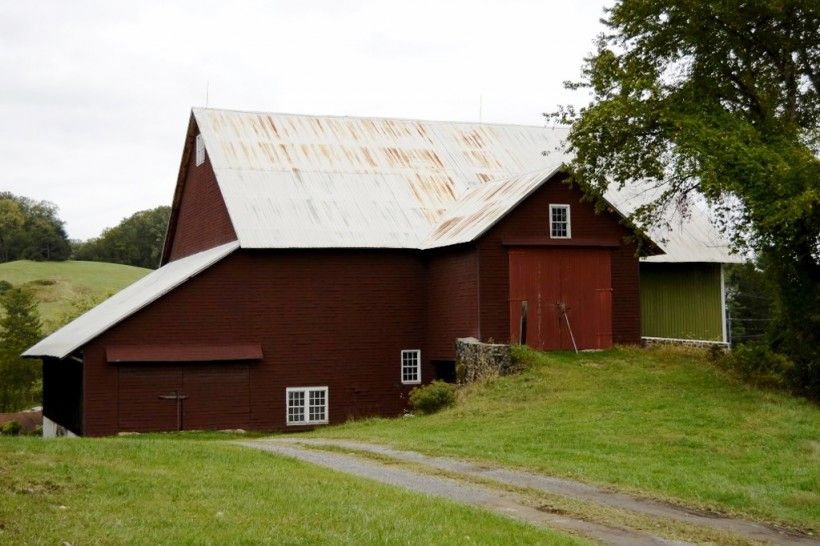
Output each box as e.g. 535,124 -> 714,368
1,1 -> 609,240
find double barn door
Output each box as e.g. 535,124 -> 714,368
117,363 -> 250,432
509,248 -> 613,351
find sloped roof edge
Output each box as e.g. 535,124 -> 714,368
23,241 -> 240,359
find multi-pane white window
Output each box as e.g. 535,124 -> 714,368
549,204 -> 571,239
401,349 -> 421,385
195,134 -> 206,166
286,387 -> 328,426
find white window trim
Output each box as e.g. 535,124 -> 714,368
549,204 -> 571,239
195,134 -> 205,166
285,386 -> 329,426
401,349 -> 421,385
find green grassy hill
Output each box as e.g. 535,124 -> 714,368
317,346 -> 820,531
0,260 -> 149,333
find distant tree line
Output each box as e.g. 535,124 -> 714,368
0,191 -> 170,269
71,206 -> 171,269
0,192 -> 71,262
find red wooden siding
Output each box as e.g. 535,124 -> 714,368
476,173 -> 640,345
82,250 -> 429,436
72,171 -> 643,436
166,131 -> 237,262
508,248 -> 612,350
425,246 -> 479,360
116,363 -> 251,432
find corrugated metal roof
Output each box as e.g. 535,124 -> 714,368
194,108 -> 738,262
23,242 -> 239,359
606,183 -> 742,264
194,108 -> 567,249
423,167 -> 563,249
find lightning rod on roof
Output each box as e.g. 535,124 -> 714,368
205,80 -> 210,107
479,94 -> 483,123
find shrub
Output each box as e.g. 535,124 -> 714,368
0,280 -> 12,294
30,424 -> 43,436
409,381 -> 456,414
722,342 -> 793,389
1,420 -> 23,435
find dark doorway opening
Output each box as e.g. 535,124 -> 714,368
432,360 -> 457,383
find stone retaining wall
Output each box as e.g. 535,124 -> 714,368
455,337 -> 517,384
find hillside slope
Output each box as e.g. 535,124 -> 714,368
0,260 -> 149,333
315,346 -> 820,530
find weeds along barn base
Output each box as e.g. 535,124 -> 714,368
25,109 -> 738,436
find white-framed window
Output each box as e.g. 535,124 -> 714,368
286,386 -> 328,426
401,349 -> 421,385
549,204 -> 571,239
195,134 -> 205,166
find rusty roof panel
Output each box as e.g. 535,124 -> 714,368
193,108 -> 737,262
194,108 -> 565,249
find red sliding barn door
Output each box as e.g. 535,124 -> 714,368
509,248 -> 613,351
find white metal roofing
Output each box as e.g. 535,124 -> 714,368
23,242 -> 239,359
193,108 -> 737,262
194,108 -> 568,249
606,183 -> 742,264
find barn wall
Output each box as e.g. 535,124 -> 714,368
166,135 -> 237,262
425,245 -> 479,360
476,173 -> 641,344
611,243 -> 642,343
81,249 -> 428,436
640,262 -> 723,341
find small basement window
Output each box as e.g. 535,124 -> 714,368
549,204 -> 571,239
195,134 -> 205,166
401,349 -> 421,385
286,386 -> 328,426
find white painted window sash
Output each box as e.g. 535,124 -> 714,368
401,349 -> 421,385
549,204 -> 571,239
286,386 -> 329,426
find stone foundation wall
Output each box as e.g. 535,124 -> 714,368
641,336 -> 730,349
455,337 -> 517,384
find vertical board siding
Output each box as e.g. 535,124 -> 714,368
477,173 -> 641,345
82,249 -> 428,436
167,131 -> 237,262
640,263 -> 723,341
425,246 -> 479,360
508,248 -> 613,351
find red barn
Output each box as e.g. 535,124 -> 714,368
26,109 -> 658,437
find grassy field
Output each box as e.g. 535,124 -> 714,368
312,346 -> 820,531
0,260 -> 149,333
0,435 -> 585,545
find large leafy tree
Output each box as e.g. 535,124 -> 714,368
555,0 -> 819,392
72,206 -> 170,269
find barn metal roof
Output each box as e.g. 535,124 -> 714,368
607,183 -> 743,264
193,108 -> 738,262
194,108 -> 569,249
23,242 -> 239,359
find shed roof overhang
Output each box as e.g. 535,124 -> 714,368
23,241 -> 240,360
106,343 -> 263,363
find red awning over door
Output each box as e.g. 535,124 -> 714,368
509,248 -> 613,351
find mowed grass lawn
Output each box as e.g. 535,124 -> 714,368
0,435 -> 585,545
0,260 -> 149,332
314,346 -> 820,530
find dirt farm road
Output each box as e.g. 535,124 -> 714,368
238,438 -> 817,546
